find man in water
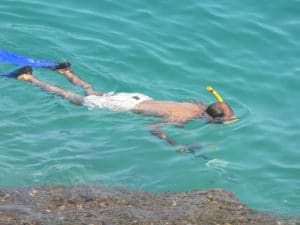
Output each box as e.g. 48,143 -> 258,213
4,64 -> 237,152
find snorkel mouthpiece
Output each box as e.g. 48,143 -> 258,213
207,86 -> 224,102
224,117 -> 239,124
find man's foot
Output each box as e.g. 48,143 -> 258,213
17,73 -> 33,81
0,66 -> 33,78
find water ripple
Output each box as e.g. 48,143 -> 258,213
0,0 -> 299,217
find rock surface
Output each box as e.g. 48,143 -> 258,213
0,185 -> 291,225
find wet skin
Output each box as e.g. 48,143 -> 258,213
16,69 -> 235,152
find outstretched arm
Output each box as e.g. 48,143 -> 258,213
148,122 -> 179,146
148,121 -> 202,153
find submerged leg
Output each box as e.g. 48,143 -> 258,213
16,66 -> 84,105
54,62 -> 103,96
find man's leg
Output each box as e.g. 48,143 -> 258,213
17,66 -> 84,105
55,62 -> 103,96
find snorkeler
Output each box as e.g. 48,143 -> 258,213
0,50 -> 237,152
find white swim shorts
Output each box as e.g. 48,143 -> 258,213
83,92 -> 152,111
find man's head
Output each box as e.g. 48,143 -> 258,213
203,86 -> 238,123
205,102 -> 235,123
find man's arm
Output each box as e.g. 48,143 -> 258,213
148,122 -> 179,146
148,121 -> 202,153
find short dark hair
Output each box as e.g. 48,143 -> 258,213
206,103 -> 225,118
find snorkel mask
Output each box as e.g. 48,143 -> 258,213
206,86 -> 239,124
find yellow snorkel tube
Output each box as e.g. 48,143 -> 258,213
206,85 -> 239,124
207,86 -> 224,103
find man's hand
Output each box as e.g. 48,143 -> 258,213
177,143 -> 202,154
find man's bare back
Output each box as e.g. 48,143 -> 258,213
134,100 -> 207,123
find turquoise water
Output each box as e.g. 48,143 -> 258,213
1,0 -> 299,217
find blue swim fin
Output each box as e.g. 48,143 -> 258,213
0,50 -> 71,70
0,50 -> 71,76
0,66 -> 33,78
0,50 -> 58,68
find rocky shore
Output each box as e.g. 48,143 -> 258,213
0,185 -> 294,225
